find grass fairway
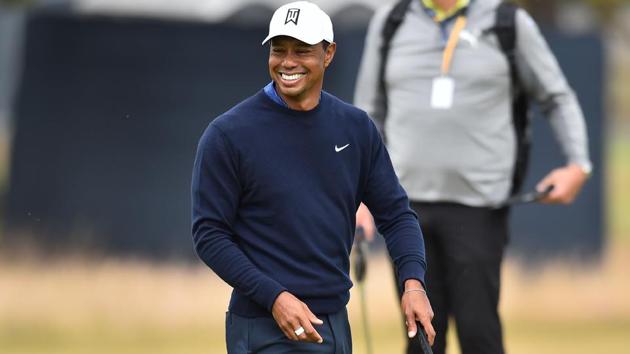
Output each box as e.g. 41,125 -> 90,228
609,135 -> 630,245
1,136 -> 628,354
504,319 -> 630,354
0,325 -> 222,354
4,319 -> 629,354
1,246 -> 629,354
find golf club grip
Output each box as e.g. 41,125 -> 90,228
415,321 -> 433,354
495,184 -> 555,208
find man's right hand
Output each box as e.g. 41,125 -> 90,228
271,291 -> 324,343
536,163 -> 589,204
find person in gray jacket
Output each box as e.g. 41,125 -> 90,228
354,0 -> 592,354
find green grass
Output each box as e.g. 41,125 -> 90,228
609,135 -> 630,245
1,124 -> 628,354
503,318 -> 630,354
0,325 -> 223,354
2,251 -> 628,354
2,319 -> 629,354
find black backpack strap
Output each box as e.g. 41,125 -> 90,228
494,2 -> 520,88
493,1 -> 532,195
376,0 -> 412,137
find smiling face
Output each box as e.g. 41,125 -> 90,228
268,36 -> 336,111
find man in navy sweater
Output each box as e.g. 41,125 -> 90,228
191,2 -> 434,352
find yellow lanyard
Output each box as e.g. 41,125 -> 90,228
440,16 -> 467,76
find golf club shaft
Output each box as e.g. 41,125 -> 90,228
415,321 -> 433,354
358,282 -> 373,354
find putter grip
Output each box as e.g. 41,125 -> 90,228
415,321 -> 433,354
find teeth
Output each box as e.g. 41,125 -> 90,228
281,73 -> 304,81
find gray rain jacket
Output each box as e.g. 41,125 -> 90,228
354,0 -> 591,206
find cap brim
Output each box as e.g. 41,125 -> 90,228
261,32 -> 322,46
261,34 -> 274,45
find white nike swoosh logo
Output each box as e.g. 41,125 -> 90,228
460,30 -> 478,47
335,144 -> 350,152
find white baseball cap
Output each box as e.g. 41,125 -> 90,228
262,1 -> 334,46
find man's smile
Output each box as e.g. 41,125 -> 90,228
280,72 -> 306,82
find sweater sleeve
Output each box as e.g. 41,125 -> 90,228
361,118 -> 427,290
191,124 -> 287,311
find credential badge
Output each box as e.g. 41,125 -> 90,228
285,8 -> 300,25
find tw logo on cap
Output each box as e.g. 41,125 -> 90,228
285,8 -> 300,25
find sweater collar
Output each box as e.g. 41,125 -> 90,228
263,81 -> 322,111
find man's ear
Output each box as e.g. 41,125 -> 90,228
323,42 -> 336,68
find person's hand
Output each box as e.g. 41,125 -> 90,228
401,279 -> 435,346
356,203 -> 376,241
536,164 -> 589,204
271,291 -> 324,343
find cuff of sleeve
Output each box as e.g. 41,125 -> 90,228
253,279 -> 288,313
397,260 -> 426,292
569,160 -> 593,176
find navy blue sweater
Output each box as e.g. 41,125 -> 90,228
191,89 -> 426,317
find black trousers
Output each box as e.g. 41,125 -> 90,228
400,202 -> 509,354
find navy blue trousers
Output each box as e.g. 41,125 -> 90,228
226,308 -> 352,354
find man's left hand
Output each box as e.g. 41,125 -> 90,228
536,163 -> 589,204
401,279 -> 435,346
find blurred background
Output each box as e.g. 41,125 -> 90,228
0,0 -> 628,353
